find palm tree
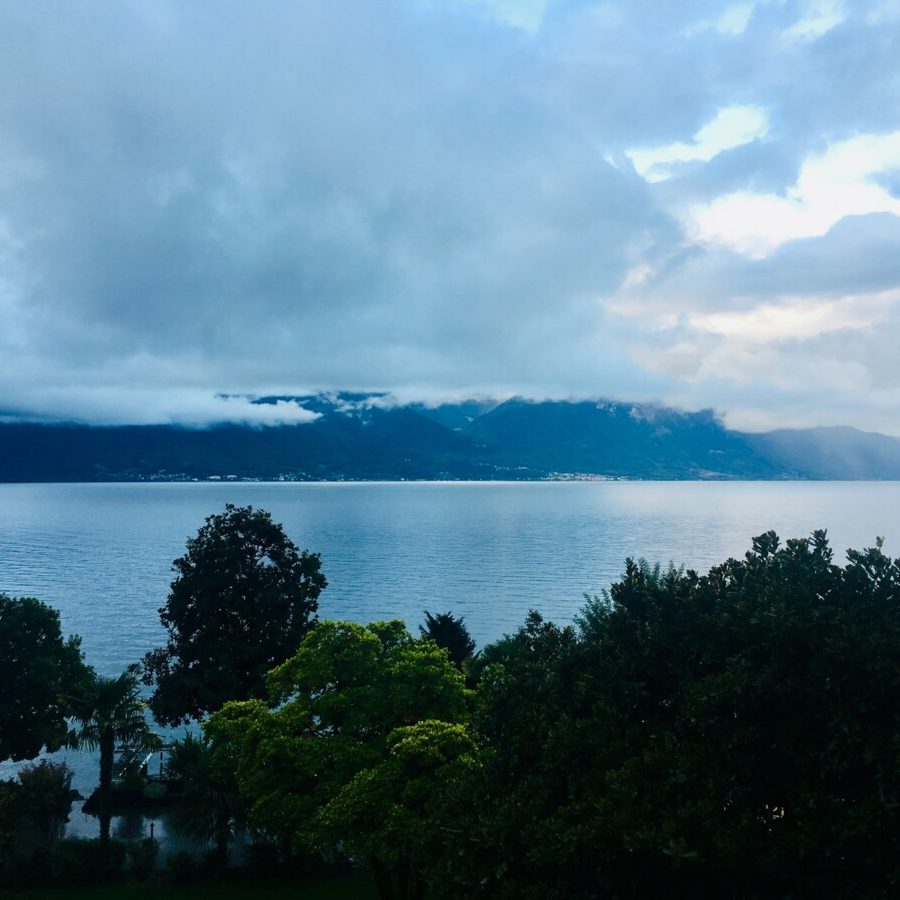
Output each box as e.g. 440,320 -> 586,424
69,669 -> 161,796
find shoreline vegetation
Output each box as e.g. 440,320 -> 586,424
4,505 -> 900,897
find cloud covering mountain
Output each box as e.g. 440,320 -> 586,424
2,1 -> 900,431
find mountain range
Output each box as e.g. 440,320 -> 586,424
2,393 -> 900,481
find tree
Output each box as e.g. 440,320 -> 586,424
419,611 -> 475,669
69,669 -> 161,797
467,611 -> 581,899
16,761 -> 76,857
319,720 -> 483,900
142,504 -> 326,725
0,594 -> 89,762
205,620 -> 470,895
165,733 -> 244,867
471,531 -> 900,898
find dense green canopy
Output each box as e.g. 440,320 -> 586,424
470,530 -> 900,898
142,504 -> 326,725
9,522 -> 900,899
206,620 -> 471,898
0,594 -> 88,762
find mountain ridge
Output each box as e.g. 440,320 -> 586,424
1,393 -> 899,481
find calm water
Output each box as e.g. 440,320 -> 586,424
2,479 -> 899,840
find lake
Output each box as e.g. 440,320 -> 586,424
2,479 -> 899,841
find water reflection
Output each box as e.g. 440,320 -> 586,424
114,811 -> 145,842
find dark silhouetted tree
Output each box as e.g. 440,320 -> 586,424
0,594 -> 89,762
142,504 -> 326,725
470,531 -> 900,898
419,610 -> 475,669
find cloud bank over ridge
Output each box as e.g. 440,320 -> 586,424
2,1 -> 900,431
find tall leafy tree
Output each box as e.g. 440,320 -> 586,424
206,620 -> 470,896
320,720 -> 483,900
142,504 -> 326,725
468,611 -> 580,899
0,594 -> 89,762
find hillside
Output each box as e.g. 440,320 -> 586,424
1,394 -> 899,481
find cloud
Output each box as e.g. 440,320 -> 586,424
783,0 -> 846,41
628,105 -> 770,183
687,289 -> 899,341
0,390 -> 319,428
1,2 -> 900,434
686,3 -> 757,37
449,0 -> 550,33
689,131 -> 900,255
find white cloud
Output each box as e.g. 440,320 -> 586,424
716,2 -> 756,34
688,289 -> 899,341
628,105 -> 769,183
784,0 -> 846,41
687,3 -> 756,36
1,390 -> 320,428
690,131 -> 900,255
443,0 -> 549,32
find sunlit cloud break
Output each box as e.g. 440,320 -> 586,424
627,105 -> 769,184
690,131 -> 900,256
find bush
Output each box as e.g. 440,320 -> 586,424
51,838 -> 128,886
166,849 -> 198,883
127,836 -> 159,881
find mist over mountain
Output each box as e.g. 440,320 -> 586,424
1,393 -> 899,482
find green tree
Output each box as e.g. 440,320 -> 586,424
142,504 -> 326,725
16,761 -> 76,857
419,611 -> 476,669
166,733 -> 244,867
0,595 -> 89,762
468,611 -> 580,899
205,620 -> 469,895
320,720 -> 483,900
0,779 -> 20,873
69,670 -> 161,796
472,531 -> 900,898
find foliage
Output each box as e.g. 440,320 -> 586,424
471,531 -> 900,898
16,761 -> 76,857
205,620 -> 469,896
419,611 -> 476,669
142,504 -> 326,725
0,594 -> 89,762
166,733 -> 244,866
126,836 -> 159,881
68,669 -> 161,795
319,720 -> 482,900
50,837 -> 129,887
14,870 -> 380,898
0,779 -> 18,864
468,611 -> 581,898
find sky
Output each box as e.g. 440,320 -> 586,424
2,1 -> 900,433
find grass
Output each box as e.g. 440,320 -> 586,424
3,871 -> 378,900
